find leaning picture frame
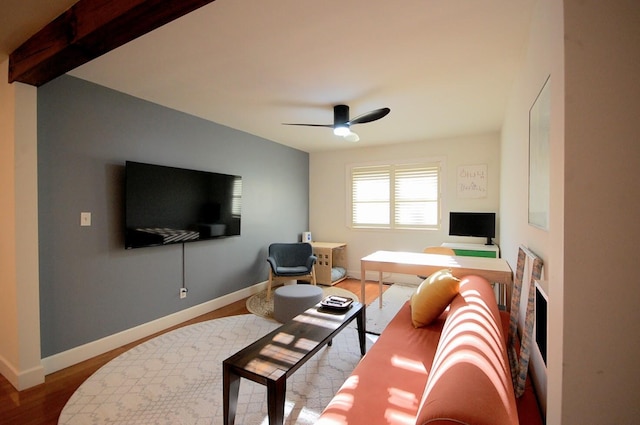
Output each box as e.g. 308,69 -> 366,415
528,76 -> 551,230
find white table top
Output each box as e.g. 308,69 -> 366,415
361,250 -> 511,273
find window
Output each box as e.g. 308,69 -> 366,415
232,176 -> 242,217
350,162 -> 441,229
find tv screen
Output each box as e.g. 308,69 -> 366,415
449,212 -> 496,245
125,161 -> 242,249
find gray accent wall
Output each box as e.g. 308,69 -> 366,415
37,75 -> 309,357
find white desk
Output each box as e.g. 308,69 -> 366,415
360,250 -> 514,309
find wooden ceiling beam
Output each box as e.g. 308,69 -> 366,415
9,0 -> 217,87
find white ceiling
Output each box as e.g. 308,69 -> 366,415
2,0 -> 534,152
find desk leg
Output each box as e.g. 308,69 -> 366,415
505,279 -> 513,312
360,262 -> 367,329
267,377 -> 287,425
378,271 -> 383,308
356,307 -> 366,355
360,262 -> 366,307
223,363 -> 240,425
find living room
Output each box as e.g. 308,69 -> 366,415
2,1 -> 639,424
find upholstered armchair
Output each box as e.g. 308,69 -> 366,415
266,243 -> 317,300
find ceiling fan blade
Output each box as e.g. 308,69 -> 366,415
282,123 -> 333,128
349,107 -> 391,125
282,105 -> 389,144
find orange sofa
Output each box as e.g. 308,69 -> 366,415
317,275 -> 543,425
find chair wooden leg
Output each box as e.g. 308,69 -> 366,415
267,268 -> 317,300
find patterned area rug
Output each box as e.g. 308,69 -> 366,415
366,283 -> 416,334
59,314 -> 372,425
246,285 -> 358,320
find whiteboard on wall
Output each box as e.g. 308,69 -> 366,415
457,164 -> 487,198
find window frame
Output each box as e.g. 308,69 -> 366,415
347,158 -> 444,231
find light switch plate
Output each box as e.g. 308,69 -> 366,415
80,212 -> 91,226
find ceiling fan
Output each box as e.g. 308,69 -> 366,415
283,104 -> 390,142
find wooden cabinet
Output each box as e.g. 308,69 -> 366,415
311,242 -> 347,285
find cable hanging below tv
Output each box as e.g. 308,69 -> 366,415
449,211 -> 496,245
124,161 -> 242,249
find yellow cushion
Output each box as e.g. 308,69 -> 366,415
410,269 -> 460,328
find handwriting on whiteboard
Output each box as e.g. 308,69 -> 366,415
457,164 -> 487,198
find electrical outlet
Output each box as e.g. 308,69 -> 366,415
180,288 -> 188,299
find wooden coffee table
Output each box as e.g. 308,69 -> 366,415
223,301 -> 366,425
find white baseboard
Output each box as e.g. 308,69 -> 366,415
0,354 -> 45,391
41,281 -> 267,376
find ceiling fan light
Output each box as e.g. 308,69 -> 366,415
344,131 -> 360,142
333,126 -> 350,137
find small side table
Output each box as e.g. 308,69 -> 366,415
311,242 -> 347,285
273,284 -> 323,323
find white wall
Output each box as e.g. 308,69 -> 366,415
502,0 -> 640,423
309,133 -> 500,284
561,1 -> 640,424
500,0 -> 564,418
0,59 -> 19,387
0,60 -> 44,390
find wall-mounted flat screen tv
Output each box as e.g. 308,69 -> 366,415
125,161 -> 242,249
449,212 -> 496,245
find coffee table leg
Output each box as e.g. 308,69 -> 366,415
356,306 -> 366,355
267,376 -> 287,425
223,363 -> 240,425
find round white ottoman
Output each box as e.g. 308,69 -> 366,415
273,285 -> 323,323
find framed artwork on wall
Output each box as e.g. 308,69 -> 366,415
528,76 -> 551,230
457,164 -> 487,198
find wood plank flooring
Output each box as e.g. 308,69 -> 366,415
0,279 -> 386,425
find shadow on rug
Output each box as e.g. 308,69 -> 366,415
366,283 -> 416,334
246,284 -> 358,320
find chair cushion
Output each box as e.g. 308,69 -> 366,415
275,266 -> 311,275
410,269 -> 460,328
317,301 -> 445,424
